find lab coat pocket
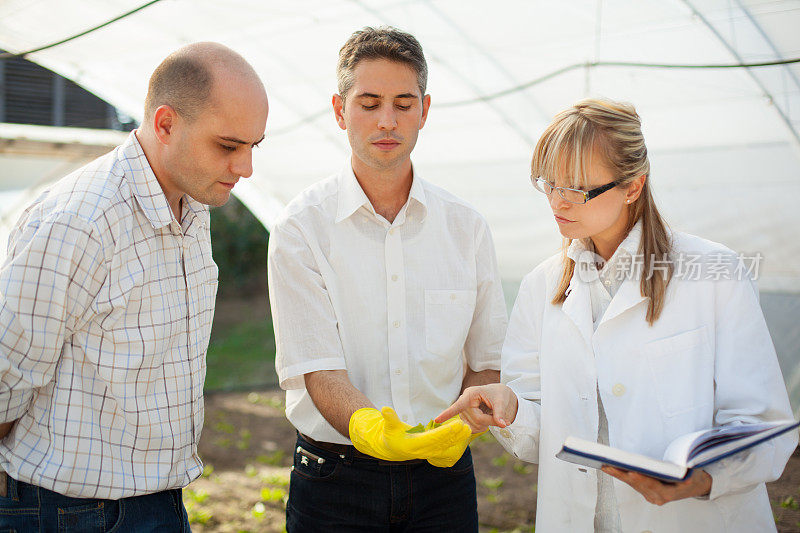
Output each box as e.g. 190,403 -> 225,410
643,326 -> 713,418
425,289 -> 477,358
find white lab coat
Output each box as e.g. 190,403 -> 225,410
492,230 -> 797,532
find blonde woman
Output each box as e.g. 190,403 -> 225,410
437,98 -> 796,532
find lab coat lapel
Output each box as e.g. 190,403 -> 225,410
561,276 -> 593,348
600,277 -> 648,326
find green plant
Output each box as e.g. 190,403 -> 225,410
236,429 -> 252,450
481,477 -> 504,490
184,500 -> 213,525
491,455 -> 509,467
214,421 -> 236,434
256,450 -> 285,466
251,501 -> 267,520
513,462 -> 534,475
185,488 -> 209,504
261,487 -> 287,503
262,473 -> 290,487
781,496 -> 799,510
246,392 -> 284,408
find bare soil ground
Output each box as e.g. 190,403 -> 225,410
185,389 -> 800,533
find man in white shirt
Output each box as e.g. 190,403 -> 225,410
268,26 -> 508,531
0,42 -> 268,531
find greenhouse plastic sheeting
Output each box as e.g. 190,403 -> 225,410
0,0 -> 798,291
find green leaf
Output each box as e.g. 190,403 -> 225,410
491,455 -> 509,467
781,496 -> 799,509
405,419 -> 443,434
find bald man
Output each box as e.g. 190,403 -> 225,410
0,43 -> 268,531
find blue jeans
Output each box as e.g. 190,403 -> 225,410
0,475 -> 191,532
286,434 -> 479,532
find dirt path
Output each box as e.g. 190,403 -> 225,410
186,389 -> 800,532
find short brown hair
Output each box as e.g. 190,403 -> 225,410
337,26 -> 428,101
144,51 -> 213,122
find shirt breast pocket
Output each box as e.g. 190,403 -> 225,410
424,289 -> 477,358
642,325 -> 714,418
203,263 -> 219,303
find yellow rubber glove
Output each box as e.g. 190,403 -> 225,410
349,407 -> 472,462
425,417 -> 485,468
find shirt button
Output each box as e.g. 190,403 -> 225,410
394,369 -> 402,375
500,429 -> 512,438
389,228 -> 395,235
402,415 -> 409,422
450,293 -> 457,300
391,274 -> 398,282
604,279 -> 611,286
612,383 -> 626,397
393,321 -> 400,328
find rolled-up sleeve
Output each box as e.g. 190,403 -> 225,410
464,219 -> 507,372
706,273 -> 798,500
267,218 -> 347,390
0,212 -> 105,423
490,272 -> 544,463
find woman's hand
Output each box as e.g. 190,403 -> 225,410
435,383 -> 519,433
601,466 -> 712,505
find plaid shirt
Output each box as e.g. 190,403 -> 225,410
0,132 -> 217,499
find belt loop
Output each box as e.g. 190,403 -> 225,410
338,436 -> 352,466
342,445 -> 353,466
8,474 -> 19,502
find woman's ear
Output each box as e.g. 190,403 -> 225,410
626,174 -> 646,204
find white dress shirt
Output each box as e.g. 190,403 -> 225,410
0,132 -> 216,499
491,226 -> 796,532
268,161 -> 507,444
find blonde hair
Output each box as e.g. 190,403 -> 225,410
532,98 -> 673,325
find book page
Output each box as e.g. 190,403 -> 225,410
662,421 -> 798,468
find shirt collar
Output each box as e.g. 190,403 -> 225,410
119,131 -> 208,231
335,158 -> 427,224
119,131 -> 175,229
567,218 -> 643,266
182,193 -> 210,232
335,162 -> 372,223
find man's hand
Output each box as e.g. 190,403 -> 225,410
601,466 -> 712,505
435,384 -> 518,433
349,407 -> 471,463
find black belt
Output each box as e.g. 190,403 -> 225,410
298,433 -> 426,465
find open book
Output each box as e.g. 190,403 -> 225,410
556,420 -> 799,482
